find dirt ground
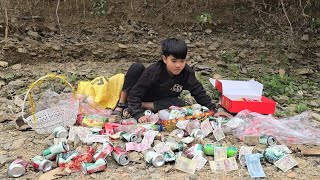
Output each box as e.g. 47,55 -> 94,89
1,0 -> 320,179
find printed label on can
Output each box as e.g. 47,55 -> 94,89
112,146 -> 129,165
83,159 -> 107,174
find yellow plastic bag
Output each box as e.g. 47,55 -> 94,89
77,74 -> 124,109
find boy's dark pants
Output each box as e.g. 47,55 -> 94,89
123,63 -> 185,112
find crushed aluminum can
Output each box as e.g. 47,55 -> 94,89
42,142 -> 69,160
32,156 -> 52,172
165,141 -> 185,152
144,149 -> 165,167
190,128 -> 205,139
93,142 -> 114,162
186,144 -> 204,158
52,126 -> 68,138
82,158 -> 107,174
112,146 -> 130,166
174,129 -> 187,138
260,135 -> 277,146
142,131 -> 164,142
121,132 -> 138,142
144,110 -> 153,116
120,118 -> 137,125
154,132 -> 165,142
239,155 -> 247,166
56,150 -> 79,166
8,158 -> 28,178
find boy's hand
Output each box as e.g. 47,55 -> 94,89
214,112 -> 233,118
138,115 -> 150,123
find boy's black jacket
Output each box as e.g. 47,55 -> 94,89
127,60 -> 215,120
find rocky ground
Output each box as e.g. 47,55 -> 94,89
1,5 -> 320,179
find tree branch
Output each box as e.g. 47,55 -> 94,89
280,0 -> 293,33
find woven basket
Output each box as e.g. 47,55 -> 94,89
21,74 -> 79,134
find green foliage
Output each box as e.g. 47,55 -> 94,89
311,17 -> 320,30
274,108 -> 294,117
91,0 -> 107,16
67,73 -> 78,84
220,51 -> 236,63
260,52 -> 267,63
260,74 -> 298,97
3,73 -> 16,82
197,12 -> 213,25
295,103 -> 308,113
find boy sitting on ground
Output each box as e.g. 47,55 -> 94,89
113,38 -> 231,123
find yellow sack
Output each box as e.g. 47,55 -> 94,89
77,74 -> 124,109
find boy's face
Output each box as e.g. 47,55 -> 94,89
162,55 -> 186,75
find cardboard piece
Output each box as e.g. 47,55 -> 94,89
301,148 -> 320,156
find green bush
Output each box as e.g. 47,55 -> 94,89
260,74 -> 298,97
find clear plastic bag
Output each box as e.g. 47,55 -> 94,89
224,110 -> 320,144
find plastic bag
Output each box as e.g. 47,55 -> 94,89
77,74 -> 124,109
225,110 -> 320,144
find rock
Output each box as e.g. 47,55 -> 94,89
27,30 -> 40,39
295,68 -> 314,75
8,79 -> 24,88
287,172 -> 297,178
309,101 -> 319,108
0,155 -> 15,165
213,74 -> 222,79
0,80 -> 5,88
118,44 -> 128,49
216,60 -> 227,68
195,42 -> 205,47
164,165 -> 173,173
128,151 -> 141,162
52,44 -> 62,51
295,157 -> 308,168
285,53 -> 298,60
313,52 -> 320,58
205,28 -> 212,34
194,65 -> 211,71
0,61 -> 8,68
10,138 -> 25,150
149,167 -> 155,173
3,143 -> 11,150
311,112 -> 320,121
185,174 -> 197,180
275,95 -> 289,104
208,42 -> 220,51
239,64 -> 248,74
238,50 -> 246,59
17,47 -> 27,53
279,69 -> 286,76
301,35 -> 309,41
0,111 -> 4,122
11,64 -> 22,70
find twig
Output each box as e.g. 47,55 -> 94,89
3,0 -> 9,46
56,0 -> 61,34
83,0 -> 86,18
76,0 -> 79,14
280,0 -> 293,33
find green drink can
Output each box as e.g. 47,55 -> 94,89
82,158 -> 107,175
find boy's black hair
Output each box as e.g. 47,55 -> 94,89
161,38 -> 188,59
